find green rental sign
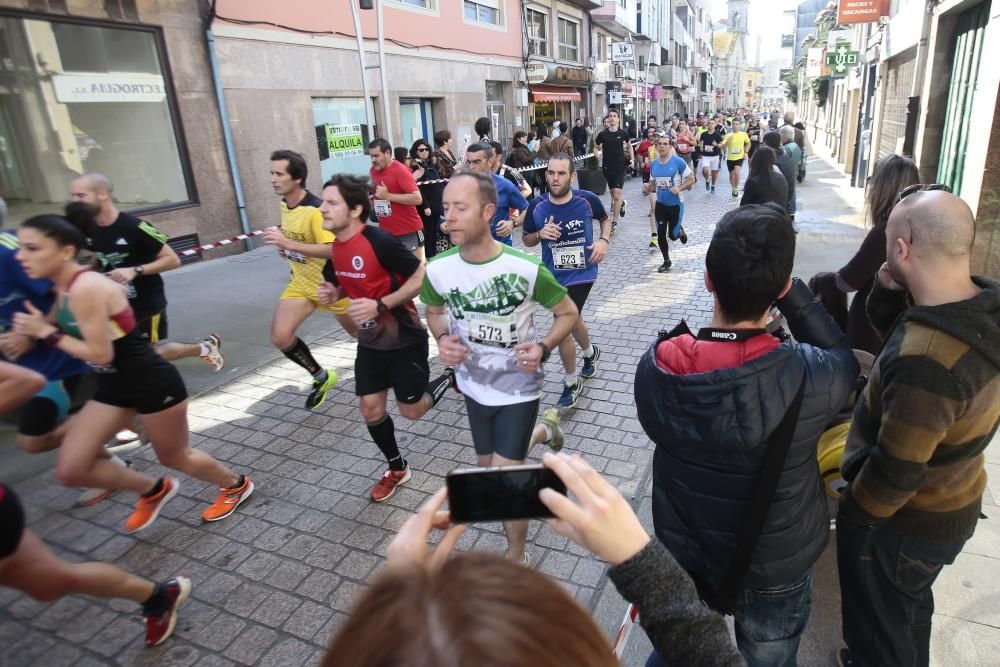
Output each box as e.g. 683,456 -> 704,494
324,124 -> 365,158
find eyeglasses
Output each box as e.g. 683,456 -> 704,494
417,147 -> 430,152
896,183 -> 952,243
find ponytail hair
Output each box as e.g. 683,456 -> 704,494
21,213 -> 87,253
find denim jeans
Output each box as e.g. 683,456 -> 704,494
645,570 -> 813,667
837,514 -> 967,667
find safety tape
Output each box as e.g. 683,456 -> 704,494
611,603 -> 639,659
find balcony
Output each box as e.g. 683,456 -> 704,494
660,64 -> 689,89
691,52 -> 706,70
560,0 -> 603,9
592,0 -> 637,36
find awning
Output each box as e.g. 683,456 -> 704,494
530,85 -> 581,103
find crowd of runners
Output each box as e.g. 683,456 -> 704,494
1,103 -> 997,667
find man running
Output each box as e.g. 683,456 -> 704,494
463,142 -> 528,246
422,170 -> 577,564
595,109 -> 633,235
489,141 -> 534,200
522,153 -> 609,408
645,137 -> 694,273
68,174 -> 222,369
720,119 -> 750,198
262,149 -> 355,410
698,120 -> 723,194
315,175 -> 454,502
368,139 -> 426,260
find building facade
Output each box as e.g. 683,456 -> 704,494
712,0 -> 751,110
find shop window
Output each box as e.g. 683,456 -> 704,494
526,8 -> 548,57
558,17 -> 579,62
312,97 -> 377,183
0,13 -> 194,226
464,0 -> 501,27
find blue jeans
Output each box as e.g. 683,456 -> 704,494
645,570 -> 813,667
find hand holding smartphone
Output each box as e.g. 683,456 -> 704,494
446,464 -> 567,523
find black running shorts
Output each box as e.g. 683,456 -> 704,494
727,158 -> 744,172
603,166 -> 626,190
94,362 -> 187,414
354,340 -> 430,403
566,282 -> 594,315
0,483 -> 25,560
136,311 -> 168,345
464,396 -> 540,461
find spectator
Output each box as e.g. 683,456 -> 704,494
551,120 -> 562,138
780,126 -> 802,218
475,116 -> 492,143
793,122 -> 813,182
809,155 -> 919,354
432,130 -> 458,180
740,146 -> 787,208
409,138 -> 444,259
536,124 -> 553,161
324,452 -> 743,667
635,204 -> 858,666
549,123 -> 573,156
571,118 -> 588,156
393,146 -> 410,165
764,130 -> 795,217
837,189 -> 1000,667
527,131 -> 539,153
509,131 -> 537,195
490,140 -> 533,200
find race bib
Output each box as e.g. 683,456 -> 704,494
374,200 -> 392,218
466,312 -> 518,348
553,245 -> 586,270
655,177 -> 673,190
285,250 -> 307,263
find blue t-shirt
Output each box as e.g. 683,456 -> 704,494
650,156 -> 692,207
491,174 -> 529,246
0,233 -> 88,380
522,193 -> 598,287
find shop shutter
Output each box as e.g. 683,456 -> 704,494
877,49 -> 916,158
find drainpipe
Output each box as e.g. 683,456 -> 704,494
206,3 -> 253,250
902,0 -> 934,159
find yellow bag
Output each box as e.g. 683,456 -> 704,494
817,422 -> 850,498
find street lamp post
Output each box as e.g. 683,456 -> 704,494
350,0 -> 376,138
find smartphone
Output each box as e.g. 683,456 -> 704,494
446,464 -> 566,524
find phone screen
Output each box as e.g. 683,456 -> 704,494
446,465 -> 567,524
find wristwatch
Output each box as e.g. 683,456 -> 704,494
134,264 -> 145,275
376,299 -> 388,314
43,329 -> 64,347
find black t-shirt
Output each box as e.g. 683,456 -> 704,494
700,130 -> 724,156
86,212 -> 167,317
596,128 -> 630,169
748,125 -> 763,143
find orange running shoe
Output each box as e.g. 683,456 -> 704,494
370,466 -> 411,502
125,477 -> 179,533
202,475 -> 254,522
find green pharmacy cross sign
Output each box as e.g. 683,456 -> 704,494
825,42 -> 859,77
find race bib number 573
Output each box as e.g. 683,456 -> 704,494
466,312 -> 518,348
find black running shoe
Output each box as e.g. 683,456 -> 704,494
657,261 -> 672,273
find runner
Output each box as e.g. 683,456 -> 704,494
636,127 -> 659,248
421,170 -> 578,564
595,109 -> 633,236
746,115 -> 763,162
522,153 -> 610,408
698,120 -> 724,194
315,174 -> 455,502
13,211 -> 253,533
721,119 -> 751,198
462,142 -> 529,246
368,138 -> 426,261
645,137 -> 694,273
68,174 -> 223,369
262,149 -> 357,410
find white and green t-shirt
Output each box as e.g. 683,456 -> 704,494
421,244 -> 567,406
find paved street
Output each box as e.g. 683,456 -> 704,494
1,152 -> 997,666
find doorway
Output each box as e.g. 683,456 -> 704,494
399,98 -> 435,149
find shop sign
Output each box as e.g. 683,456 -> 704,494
525,61 -> 549,85
806,48 -> 826,77
553,66 -> 592,84
52,73 -> 166,103
825,41 -> 859,77
837,0 -> 888,25
324,123 -> 365,159
611,42 -> 634,62
608,90 -> 624,104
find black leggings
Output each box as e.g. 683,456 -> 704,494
654,203 -> 680,263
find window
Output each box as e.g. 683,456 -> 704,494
388,0 -> 431,6
596,33 -> 607,62
464,0 -> 500,26
557,17 -> 579,62
0,13 -> 194,226
527,8 -> 548,57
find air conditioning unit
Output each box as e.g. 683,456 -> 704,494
614,63 -> 627,79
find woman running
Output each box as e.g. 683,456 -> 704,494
0,362 -> 189,648
12,209 -> 253,533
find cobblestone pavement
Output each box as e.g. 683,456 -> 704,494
0,173 -> 742,666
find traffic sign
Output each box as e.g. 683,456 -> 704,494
611,42 -> 634,62
825,41 -> 859,77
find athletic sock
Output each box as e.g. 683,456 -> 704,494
281,338 -> 324,379
199,342 -> 210,356
142,478 -> 164,498
565,375 -> 578,387
424,369 -> 453,408
582,345 -> 595,359
227,475 -> 246,490
541,423 -> 554,442
142,582 -> 170,616
367,415 -> 404,470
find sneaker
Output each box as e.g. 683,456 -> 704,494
679,228 -> 688,245
556,380 -> 583,409
371,466 -> 411,502
200,334 -> 224,372
144,577 -> 192,647
540,408 -> 564,452
620,199 -> 627,217
732,187 -> 739,198
580,346 -> 600,380
711,185 -> 716,194
705,180 -> 710,192
305,369 -> 338,410
201,475 -> 254,522
125,477 -> 180,534
836,649 -> 858,667
114,428 -> 140,444
77,458 -> 132,507
648,234 -> 658,248
611,221 -> 618,236
657,261 -> 672,273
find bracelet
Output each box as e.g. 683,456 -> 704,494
599,237 -> 610,244
43,329 -> 64,347
436,331 -> 449,341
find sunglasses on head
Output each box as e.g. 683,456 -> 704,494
897,183 -> 951,202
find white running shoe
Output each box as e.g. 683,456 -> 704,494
200,334 -> 224,372
77,457 -> 131,506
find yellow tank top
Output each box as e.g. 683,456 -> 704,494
280,191 -> 334,290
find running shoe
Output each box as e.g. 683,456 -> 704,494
711,185 -> 716,194
620,199 -> 627,217
648,234 -> 658,249
77,457 -> 132,507
580,345 -> 601,380
305,369 -> 338,410
540,408 -> 564,452
125,477 -> 180,534
705,180 -> 710,192
114,428 -> 140,444
144,577 -> 192,647
611,221 -> 618,236
679,228 -> 688,245
371,466 -> 411,502
200,334 -> 224,372
557,380 -> 583,409
732,187 -> 739,198
519,552 -> 533,568
201,475 -> 254,522
657,261 -> 672,273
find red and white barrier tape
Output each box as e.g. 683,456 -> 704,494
611,603 -> 639,659
178,226 -> 276,257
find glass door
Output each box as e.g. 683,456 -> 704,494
399,98 -> 435,149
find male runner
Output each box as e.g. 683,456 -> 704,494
698,120 -> 724,193
721,119 -> 751,198
261,149 -> 355,410
463,142 -> 529,246
368,139 -> 426,260
422,170 -> 577,564
522,154 -> 610,409
645,137 -> 694,273
636,127 -> 659,248
594,109 -> 633,235
315,175 -> 455,501
68,174 -> 222,369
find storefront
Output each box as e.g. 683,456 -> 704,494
527,62 -> 591,132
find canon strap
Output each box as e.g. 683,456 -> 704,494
695,327 -> 768,343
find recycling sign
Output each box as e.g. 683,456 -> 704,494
825,41 -> 859,77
